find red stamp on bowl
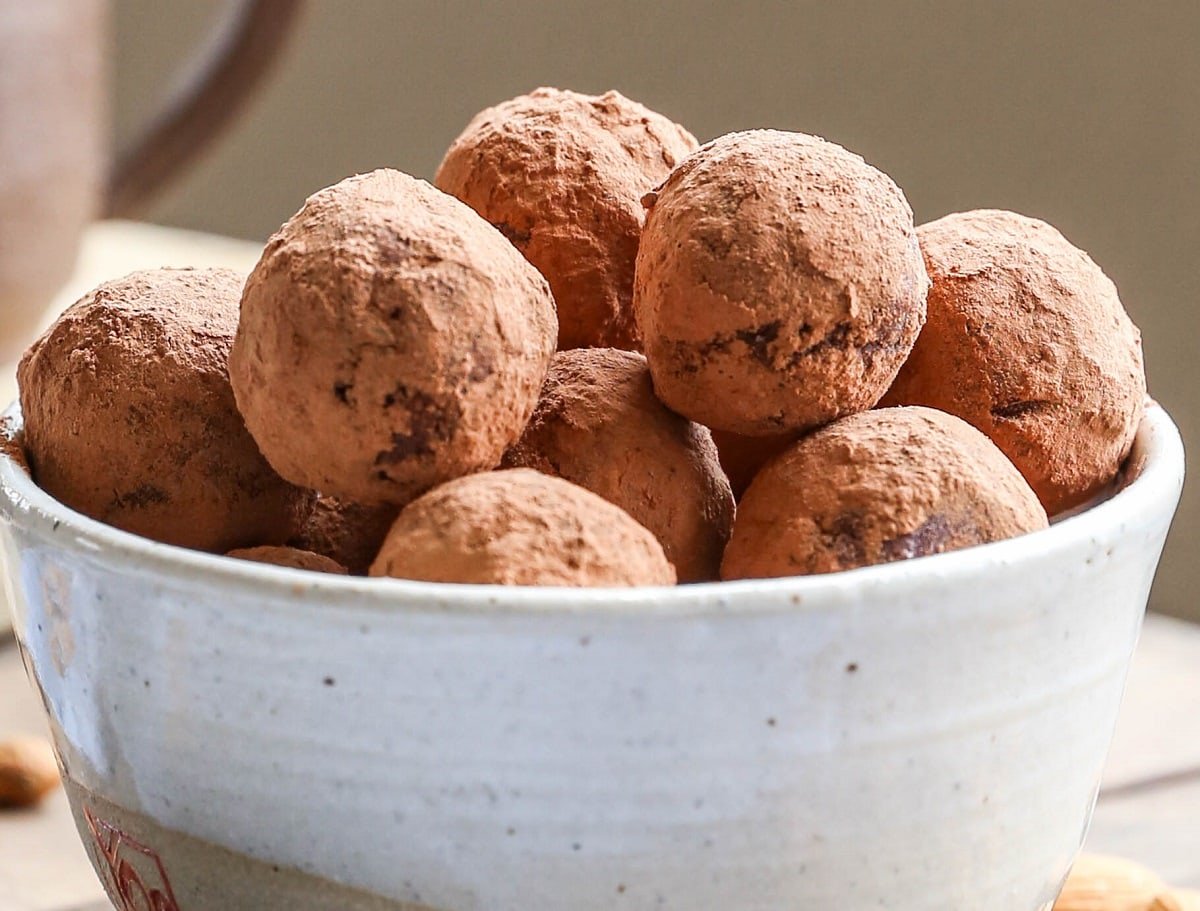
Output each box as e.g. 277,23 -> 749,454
84,806 -> 181,911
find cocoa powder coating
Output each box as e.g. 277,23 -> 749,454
502,348 -> 733,581
721,407 -> 1048,579
882,209 -> 1145,513
226,545 -> 348,575
18,268 -> 311,552
370,468 -> 676,586
435,87 -> 698,350
229,169 -> 557,505
633,130 -> 929,435
288,494 -> 399,575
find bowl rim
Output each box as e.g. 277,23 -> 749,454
0,400 -> 1185,617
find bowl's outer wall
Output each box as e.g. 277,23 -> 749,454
0,408 -> 1184,911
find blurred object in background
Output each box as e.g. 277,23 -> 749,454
0,0 -> 302,362
113,1 -> 1198,621
0,1 -> 104,362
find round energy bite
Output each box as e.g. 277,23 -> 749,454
634,130 -> 929,435
18,268 -> 311,552
881,209 -> 1145,513
721,407 -> 1047,579
288,495 -> 399,575
226,545 -> 348,575
230,169 -> 557,505
502,348 -> 733,581
435,87 -> 698,350
370,469 -> 676,586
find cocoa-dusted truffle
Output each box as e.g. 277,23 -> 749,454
288,495 -> 399,575
370,469 -> 676,586
230,169 -> 557,505
435,88 -> 698,350
634,130 -> 929,435
18,269 -> 311,552
722,407 -> 1047,579
710,428 -> 797,500
226,545 -> 348,575
882,209 -> 1145,513
502,348 -> 733,581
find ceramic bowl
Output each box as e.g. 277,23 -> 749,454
0,403 -> 1184,911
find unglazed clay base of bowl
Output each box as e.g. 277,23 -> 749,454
0,403 -> 1184,911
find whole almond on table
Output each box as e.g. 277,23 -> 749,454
1053,854 -> 1175,911
0,735 -> 60,808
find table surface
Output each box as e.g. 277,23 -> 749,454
1,223 -> 1198,909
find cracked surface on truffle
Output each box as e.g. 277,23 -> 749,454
721,407 -> 1047,579
226,545 -> 348,574
230,169 -> 557,505
502,348 -> 733,581
882,209 -> 1145,513
370,469 -> 676,586
288,494 -> 399,575
634,130 -> 929,435
18,268 -> 312,552
435,87 -> 698,350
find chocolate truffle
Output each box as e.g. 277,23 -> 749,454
721,407 -> 1047,579
370,469 -> 676,586
633,130 -> 929,435
288,494 -> 399,575
881,209 -> 1145,513
502,348 -> 733,581
18,268 -> 311,552
230,169 -> 557,505
435,87 -> 698,350
226,545 -> 348,575
710,428 -> 798,500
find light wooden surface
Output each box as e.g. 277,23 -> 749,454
0,220 -> 263,410
1,223 -> 1197,908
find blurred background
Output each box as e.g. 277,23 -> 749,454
116,0 -> 1197,616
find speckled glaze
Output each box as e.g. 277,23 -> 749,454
0,403 -> 1184,911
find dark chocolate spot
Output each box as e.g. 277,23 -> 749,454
111,484 -> 169,511
333,382 -> 353,404
858,289 -> 921,367
825,511 -> 867,566
991,399 -> 1054,420
494,221 -> 531,247
881,514 -> 954,561
374,390 -> 460,465
790,321 -> 855,366
736,321 -> 782,365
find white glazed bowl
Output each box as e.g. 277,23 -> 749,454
0,404 -> 1185,911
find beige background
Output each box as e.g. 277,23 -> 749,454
114,0 -> 1198,617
